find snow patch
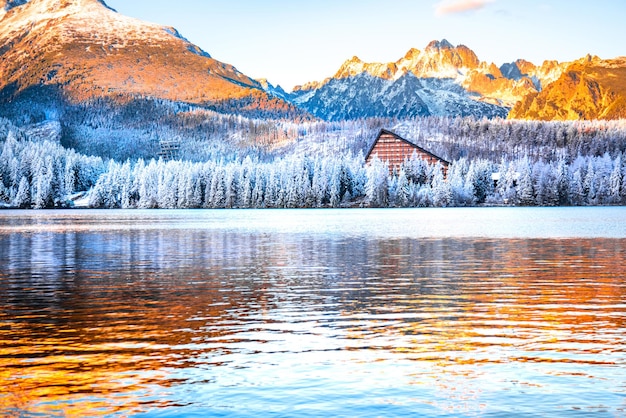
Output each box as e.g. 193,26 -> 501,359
0,0 -> 196,49
68,191 -> 90,208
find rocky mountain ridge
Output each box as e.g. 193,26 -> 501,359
289,39 -> 578,119
0,0 -> 624,125
509,55 -> 626,120
0,0 -> 302,118
286,39 -> 626,121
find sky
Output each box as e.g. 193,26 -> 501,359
105,0 -> 626,91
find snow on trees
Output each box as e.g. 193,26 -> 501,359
365,157 -> 389,207
1,117 -> 626,209
5,143 -> 626,209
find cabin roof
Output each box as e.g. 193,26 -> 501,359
365,128 -> 450,166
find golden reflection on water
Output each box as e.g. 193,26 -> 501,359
1,227 -> 625,416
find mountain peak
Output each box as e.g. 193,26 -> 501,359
1,0 -> 114,13
0,0 -> 272,106
395,40 -> 480,79
1,0 -> 117,24
334,55 -> 399,81
335,56 -> 365,78
579,54 -> 601,64
403,48 -> 421,60
426,39 -> 454,50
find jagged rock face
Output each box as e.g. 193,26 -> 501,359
500,62 -> 524,80
291,72 -> 508,121
509,57 -> 626,120
2,1 -> 623,124
334,56 -> 399,80
0,0 -> 284,108
399,40 -> 481,78
290,40 -> 510,120
290,39 -> 591,120
290,37 -> 626,121
293,73 -> 430,121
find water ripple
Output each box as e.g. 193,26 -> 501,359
1,209 -> 625,417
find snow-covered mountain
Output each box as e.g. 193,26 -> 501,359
289,70 -> 507,121
0,0 -> 301,117
1,0 -> 624,128
287,39 -> 575,121
256,79 -> 289,101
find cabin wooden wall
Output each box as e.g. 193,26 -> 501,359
366,132 -> 446,174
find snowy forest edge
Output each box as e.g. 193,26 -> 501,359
2,115 -> 626,209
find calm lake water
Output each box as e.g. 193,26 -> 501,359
0,208 -> 625,417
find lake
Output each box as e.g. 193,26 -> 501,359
0,207 -> 625,417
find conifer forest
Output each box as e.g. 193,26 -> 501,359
1,100 -> 626,209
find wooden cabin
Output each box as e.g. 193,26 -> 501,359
365,129 -> 449,175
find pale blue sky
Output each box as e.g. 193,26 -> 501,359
105,0 -> 626,91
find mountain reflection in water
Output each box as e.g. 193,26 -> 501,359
0,209 -> 625,417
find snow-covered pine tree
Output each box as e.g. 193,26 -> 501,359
33,155 -> 55,209
516,157 -> 534,206
431,164 -> 452,207
570,169 -> 585,206
14,176 -> 31,208
584,160 -> 597,205
555,157 -> 571,206
365,157 -> 389,208
395,168 -> 411,207
138,159 -> 159,209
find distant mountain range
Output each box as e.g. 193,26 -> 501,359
287,40 -> 626,121
1,0 -> 625,124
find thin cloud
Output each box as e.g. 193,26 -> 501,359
434,0 -> 496,16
